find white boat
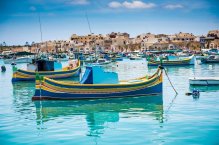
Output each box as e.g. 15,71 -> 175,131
189,77 -> 219,85
3,56 -> 33,64
91,58 -> 111,65
201,55 -> 219,63
53,54 -> 69,61
129,54 -> 142,60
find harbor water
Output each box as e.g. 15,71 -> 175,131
0,59 -> 219,145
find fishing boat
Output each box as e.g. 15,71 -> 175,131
83,55 -> 97,64
32,65 -> 163,100
12,59 -> 81,82
3,51 -> 35,64
89,58 -> 111,65
129,54 -> 142,60
113,56 -> 123,61
4,56 -> 33,64
147,55 -> 195,66
110,53 -> 123,62
201,55 -> 219,63
189,77 -> 219,85
52,53 -> 69,61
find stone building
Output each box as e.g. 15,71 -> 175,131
70,34 -> 105,45
207,30 -> 219,39
169,32 -> 195,42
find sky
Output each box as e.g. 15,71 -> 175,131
0,0 -> 219,45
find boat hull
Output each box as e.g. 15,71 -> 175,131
32,68 -> 163,100
201,60 -> 219,63
4,57 -> 32,64
148,55 -> 195,66
148,62 -> 194,66
189,77 -> 219,85
130,57 -> 142,60
12,63 -> 81,82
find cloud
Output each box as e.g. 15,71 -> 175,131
69,0 -> 89,5
108,1 -> 156,9
30,6 -> 36,11
108,1 -> 122,8
123,1 -> 156,9
164,4 -> 184,9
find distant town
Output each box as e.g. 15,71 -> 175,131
0,30 -> 219,54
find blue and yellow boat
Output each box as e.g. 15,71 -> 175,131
32,65 -> 163,100
147,55 -> 195,66
12,60 -> 81,82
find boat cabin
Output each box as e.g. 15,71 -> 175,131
27,60 -> 62,71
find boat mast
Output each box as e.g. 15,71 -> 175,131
38,13 -> 43,43
85,11 -> 92,34
38,13 -> 44,108
38,13 -> 43,58
85,12 -> 97,60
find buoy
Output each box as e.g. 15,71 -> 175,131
1,65 -> 6,72
11,62 -> 16,66
185,89 -> 200,97
192,89 -> 200,97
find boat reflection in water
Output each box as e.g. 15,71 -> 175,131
34,96 -> 163,137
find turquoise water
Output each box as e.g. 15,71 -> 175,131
0,59 -> 219,145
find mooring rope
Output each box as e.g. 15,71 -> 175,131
164,68 -> 178,95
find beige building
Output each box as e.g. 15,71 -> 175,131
30,40 -> 74,53
106,32 -> 130,52
169,32 -> 195,42
209,39 -> 219,49
149,42 -> 169,50
70,34 -> 105,45
10,46 -> 31,53
207,30 -> 219,39
140,33 -> 169,50
203,30 -> 219,48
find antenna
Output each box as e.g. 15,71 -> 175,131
38,13 -> 43,42
85,12 -> 92,34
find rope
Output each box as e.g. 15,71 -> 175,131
164,68 -> 178,95
164,93 -> 178,122
166,94 -> 178,113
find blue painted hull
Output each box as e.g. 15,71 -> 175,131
33,67 -> 163,100
12,62 -> 81,82
148,63 -> 194,66
33,83 -> 162,100
148,55 -> 195,66
12,69 -> 81,82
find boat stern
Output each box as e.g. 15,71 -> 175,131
32,74 -> 44,100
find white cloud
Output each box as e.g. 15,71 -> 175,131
108,1 -> 122,8
69,0 -> 89,5
164,4 -> 184,9
30,6 -> 36,11
108,1 -> 156,9
123,1 -> 155,9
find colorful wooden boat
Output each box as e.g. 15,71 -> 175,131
32,66 -> 163,100
201,55 -> 219,63
129,54 -> 143,60
12,60 -> 81,82
4,56 -> 33,64
147,55 -> 195,66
